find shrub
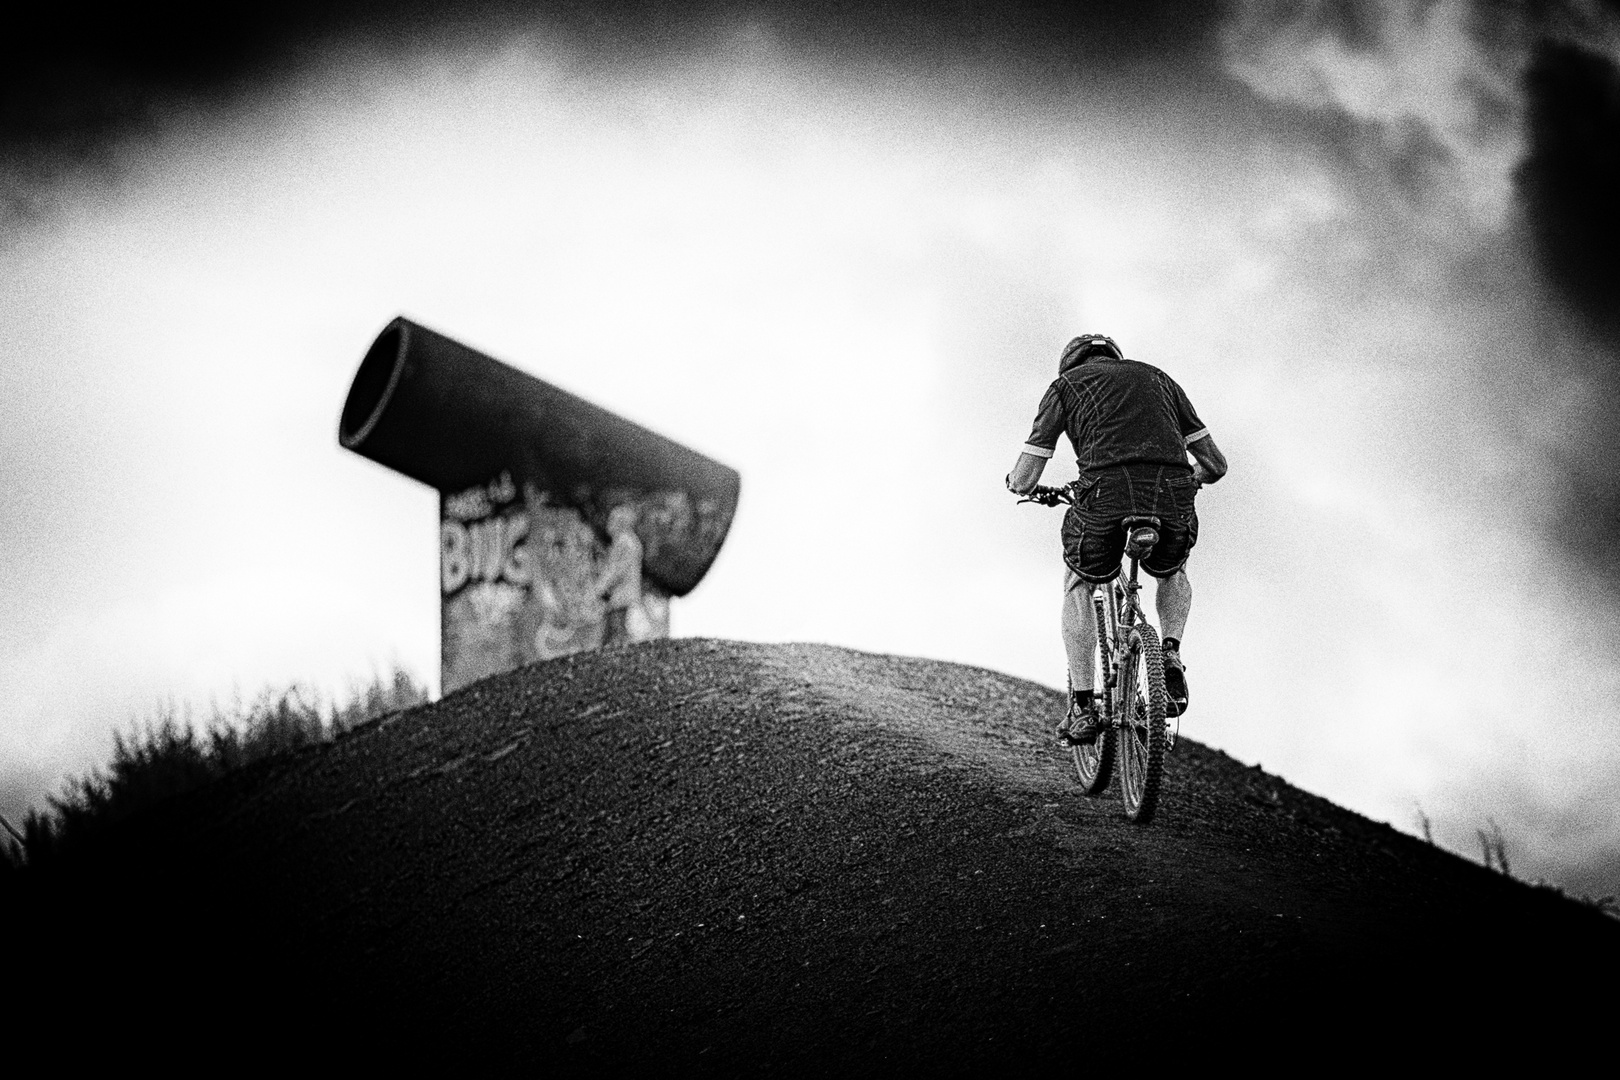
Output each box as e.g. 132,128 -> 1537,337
1477,817 -> 1511,876
5,667 -> 429,869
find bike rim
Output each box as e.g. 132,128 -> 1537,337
1071,618 -> 1114,795
1117,624 -> 1167,822
1122,699 -> 1148,805
1116,645 -> 1140,804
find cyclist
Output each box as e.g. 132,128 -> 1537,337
1007,334 -> 1227,746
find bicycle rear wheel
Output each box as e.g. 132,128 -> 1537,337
1117,623 -> 1168,823
1071,658 -> 1116,796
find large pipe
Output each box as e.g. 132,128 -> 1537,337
339,316 -> 739,596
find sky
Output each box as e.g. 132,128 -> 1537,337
3,0 -> 1620,894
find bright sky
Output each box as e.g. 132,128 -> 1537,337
3,17 -> 1618,893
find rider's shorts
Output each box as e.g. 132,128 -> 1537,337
1061,463 -> 1199,584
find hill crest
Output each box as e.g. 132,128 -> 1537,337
8,639 -> 1616,1069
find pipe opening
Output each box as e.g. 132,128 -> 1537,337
340,321 -> 407,449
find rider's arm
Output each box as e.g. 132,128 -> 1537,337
1011,381 -> 1064,495
1007,450 -> 1048,495
1188,434 -> 1227,485
1165,374 -> 1224,485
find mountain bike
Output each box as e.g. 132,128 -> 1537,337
1020,483 -> 1171,823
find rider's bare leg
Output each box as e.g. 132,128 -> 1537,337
1155,570 -> 1192,644
1062,569 -> 1097,691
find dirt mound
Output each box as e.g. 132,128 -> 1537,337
9,640 -> 1617,1069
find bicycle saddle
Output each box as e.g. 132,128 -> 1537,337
1121,515 -> 1160,560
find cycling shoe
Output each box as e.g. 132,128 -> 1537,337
1163,648 -> 1189,717
1058,703 -> 1105,746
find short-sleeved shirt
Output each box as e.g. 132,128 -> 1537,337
1022,356 -> 1208,475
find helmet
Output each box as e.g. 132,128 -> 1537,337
1060,334 -> 1122,371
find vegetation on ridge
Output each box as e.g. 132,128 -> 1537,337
0,667 -> 429,872
2,650 -> 1614,919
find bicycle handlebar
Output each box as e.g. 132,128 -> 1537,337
1016,473 -> 1204,507
1016,484 -> 1073,507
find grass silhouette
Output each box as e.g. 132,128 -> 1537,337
1,667 -> 427,871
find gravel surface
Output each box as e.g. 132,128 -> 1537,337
10,639 -> 1618,1070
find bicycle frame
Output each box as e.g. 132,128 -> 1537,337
1091,551 -> 1146,733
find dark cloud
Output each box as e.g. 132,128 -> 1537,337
1511,40 -> 1620,579
1518,40 -> 1620,347
1,1 -> 1217,169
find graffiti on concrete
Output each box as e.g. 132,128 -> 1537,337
340,318 -> 739,694
439,471 -> 674,693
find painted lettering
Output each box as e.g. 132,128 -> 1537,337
503,512 -> 532,585
442,510 -> 538,594
441,521 -> 470,593
470,517 -> 504,583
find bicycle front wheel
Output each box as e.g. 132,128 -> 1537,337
1117,623 -> 1168,823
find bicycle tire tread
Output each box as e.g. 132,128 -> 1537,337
1121,623 -> 1168,823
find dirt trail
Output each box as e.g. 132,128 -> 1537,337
8,640 -> 1617,1071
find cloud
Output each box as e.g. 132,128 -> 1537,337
1214,0 -> 1620,885
1519,40 -> 1620,346
0,2 -> 1216,157
1217,0 -> 1620,597
1222,0 -> 1533,229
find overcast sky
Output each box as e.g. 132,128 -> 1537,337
4,0 -> 1620,895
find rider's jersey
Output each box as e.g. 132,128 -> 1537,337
1021,355 -> 1208,475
